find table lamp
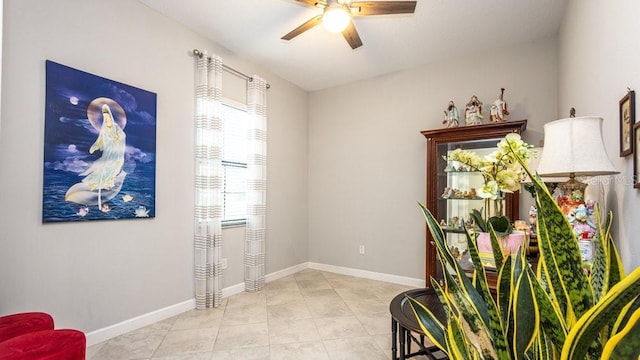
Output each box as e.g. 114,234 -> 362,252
536,116 -> 619,265
536,116 -> 619,203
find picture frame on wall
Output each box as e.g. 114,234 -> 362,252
620,90 -> 635,157
635,122 -> 640,189
43,60 -> 157,222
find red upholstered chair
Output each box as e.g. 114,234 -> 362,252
0,312 -> 54,343
0,329 -> 86,360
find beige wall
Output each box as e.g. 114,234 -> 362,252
558,0 -> 640,271
0,0 -> 308,332
308,37 -> 558,280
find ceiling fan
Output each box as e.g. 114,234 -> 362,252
281,0 -> 417,49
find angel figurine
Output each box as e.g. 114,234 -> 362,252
442,100 -> 459,128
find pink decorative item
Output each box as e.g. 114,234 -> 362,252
477,232 -> 527,257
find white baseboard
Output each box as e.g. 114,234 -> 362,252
85,262 -> 422,346
265,262 -> 309,282
221,282 -> 245,298
221,262 -> 309,298
308,262 -> 425,288
85,299 -> 195,346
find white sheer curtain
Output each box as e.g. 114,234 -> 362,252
244,76 -> 268,292
194,52 -> 223,309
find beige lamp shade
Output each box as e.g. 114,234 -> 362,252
521,148 -> 568,183
536,116 -> 619,177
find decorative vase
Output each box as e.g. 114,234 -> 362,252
476,231 -> 527,268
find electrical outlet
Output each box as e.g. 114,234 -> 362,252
359,245 -> 365,255
221,258 -> 228,269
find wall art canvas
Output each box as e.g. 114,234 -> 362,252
620,89 -> 635,157
43,60 -> 157,222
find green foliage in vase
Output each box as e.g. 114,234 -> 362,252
469,209 -> 513,237
410,136 -> 640,360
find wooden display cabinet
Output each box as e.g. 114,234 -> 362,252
421,120 -> 527,288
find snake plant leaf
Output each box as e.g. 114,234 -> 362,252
430,277 -> 457,349
590,206 -> 615,341
447,313 -> 473,360
406,295 -> 447,352
506,248 -> 522,356
488,225 -> 506,271
497,255 -> 513,326
535,331 -> 554,360
442,270 -> 500,359
535,257 -> 545,290
419,203 -> 491,329
607,233 -> 624,290
507,248 -> 527,357
512,243 -> 526,284
419,202 -> 457,268
513,255 -> 539,360
603,209 -> 613,241
602,307 -> 640,359
534,186 -> 594,325
431,277 -> 453,312
590,205 -> 608,303
466,230 -> 511,360
536,214 -> 568,317
466,230 -> 496,310
528,265 -> 567,350
488,215 -> 513,238
611,295 -> 640,336
561,266 -> 640,360
470,208 -> 488,232
511,148 -> 593,322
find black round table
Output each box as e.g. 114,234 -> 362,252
389,288 -> 448,360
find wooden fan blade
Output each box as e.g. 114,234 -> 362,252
281,15 -> 323,40
342,20 -> 363,49
293,0 -> 326,7
350,1 -> 416,15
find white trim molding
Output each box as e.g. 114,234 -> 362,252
84,262 -> 423,346
308,262 -> 425,288
85,299 -> 195,346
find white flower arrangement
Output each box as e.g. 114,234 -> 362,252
448,133 -> 536,201
447,133 -> 537,232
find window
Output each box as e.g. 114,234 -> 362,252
221,100 -> 248,226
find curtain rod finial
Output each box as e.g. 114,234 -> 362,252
193,49 -> 203,58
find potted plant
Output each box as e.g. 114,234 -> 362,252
409,136 -> 640,359
447,133 -> 536,257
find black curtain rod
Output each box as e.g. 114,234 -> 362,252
192,49 -> 271,89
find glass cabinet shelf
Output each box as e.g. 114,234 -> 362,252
442,197 -> 485,200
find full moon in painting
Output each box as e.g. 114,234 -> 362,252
69,96 -> 79,105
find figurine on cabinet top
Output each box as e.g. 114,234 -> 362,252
490,88 -> 510,122
442,100 -> 460,128
464,95 -> 483,125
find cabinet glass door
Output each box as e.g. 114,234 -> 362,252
437,140 -> 504,274
422,120 -> 527,288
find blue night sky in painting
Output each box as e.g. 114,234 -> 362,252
43,60 -> 157,222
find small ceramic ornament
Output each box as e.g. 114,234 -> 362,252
490,88 -> 510,122
442,100 -> 459,128
465,95 -> 483,125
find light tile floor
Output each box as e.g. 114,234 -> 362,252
86,269 -> 434,360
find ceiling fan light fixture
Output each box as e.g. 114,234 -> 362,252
322,5 -> 351,33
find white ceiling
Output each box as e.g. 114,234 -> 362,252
139,0 -> 567,91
